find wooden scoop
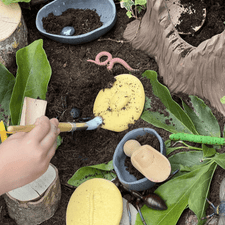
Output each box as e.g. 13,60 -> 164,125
124,140 -> 171,183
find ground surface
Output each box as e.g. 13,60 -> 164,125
1,0 -> 225,224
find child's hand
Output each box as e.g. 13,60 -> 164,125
0,116 -> 60,195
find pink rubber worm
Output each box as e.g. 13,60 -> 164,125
87,51 -> 139,72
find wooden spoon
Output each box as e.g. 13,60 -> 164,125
124,140 -> 171,183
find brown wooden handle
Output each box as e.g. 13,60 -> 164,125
7,123 -> 75,133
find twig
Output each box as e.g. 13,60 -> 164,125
98,16 -> 142,44
58,109 -> 67,121
97,38 -> 128,43
63,183 -> 76,189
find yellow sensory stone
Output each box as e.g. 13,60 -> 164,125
93,74 -> 145,132
66,178 -> 123,225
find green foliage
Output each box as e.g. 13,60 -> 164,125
119,0 -> 147,18
10,39 -> 52,125
135,70 -> 224,225
0,39 -> 62,146
182,95 -> 220,137
220,96 -> 225,104
68,160 -> 116,187
2,0 -> 30,5
135,158 -> 217,225
0,65 -> 15,124
142,70 -> 198,135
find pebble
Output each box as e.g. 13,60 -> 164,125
60,26 -> 75,36
185,214 -> 218,225
70,108 -> 81,119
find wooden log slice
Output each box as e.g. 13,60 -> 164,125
3,163 -> 61,225
0,0 -> 28,68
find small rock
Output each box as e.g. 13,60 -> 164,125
70,108 -> 81,119
60,26 -> 75,36
185,215 -> 198,225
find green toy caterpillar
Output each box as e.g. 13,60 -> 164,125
169,133 -> 225,145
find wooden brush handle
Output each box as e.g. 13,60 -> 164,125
7,123 -> 78,133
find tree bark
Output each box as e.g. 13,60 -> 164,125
123,0 -> 225,116
0,2 -> 28,69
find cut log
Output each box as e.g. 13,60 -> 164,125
3,164 -> 61,225
3,97 -> 61,225
123,0 -> 225,116
0,0 -> 28,68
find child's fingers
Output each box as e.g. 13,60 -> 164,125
26,116 -> 52,143
46,139 -> 58,160
39,120 -> 60,152
50,118 -> 60,134
6,131 -> 26,140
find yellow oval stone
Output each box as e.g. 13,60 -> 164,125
66,178 -> 123,225
93,74 -> 145,132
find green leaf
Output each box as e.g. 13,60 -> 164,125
136,5 -> 143,13
126,11 -> 133,18
166,145 -> 186,155
67,161 -> 116,187
89,160 -> 114,171
120,0 -> 134,10
168,151 -> 207,172
188,163 -> 217,224
135,0 -> 146,5
135,161 -> 215,225
141,70 -> 198,134
182,96 -> 220,137
10,40 -> 52,125
2,0 -> 30,5
57,136 -> 63,148
0,64 -> 15,124
202,144 -> 216,158
220,96 -> 225,104
213,153 -> 225,169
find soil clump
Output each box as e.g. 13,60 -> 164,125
42,8 -> 103,36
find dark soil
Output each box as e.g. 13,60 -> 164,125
181,0 -> 225,46
1,0 -> 225,224
42,8 -> 103,36
175,0 -> 207,34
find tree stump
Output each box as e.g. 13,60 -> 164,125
0,0 -> 28,68
3,164 -> 61,225
3,97 -> 61,225
123,0 -> 225,116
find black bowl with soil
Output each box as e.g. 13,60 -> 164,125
36,0 -> 116,44
113,128 -> 166,192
